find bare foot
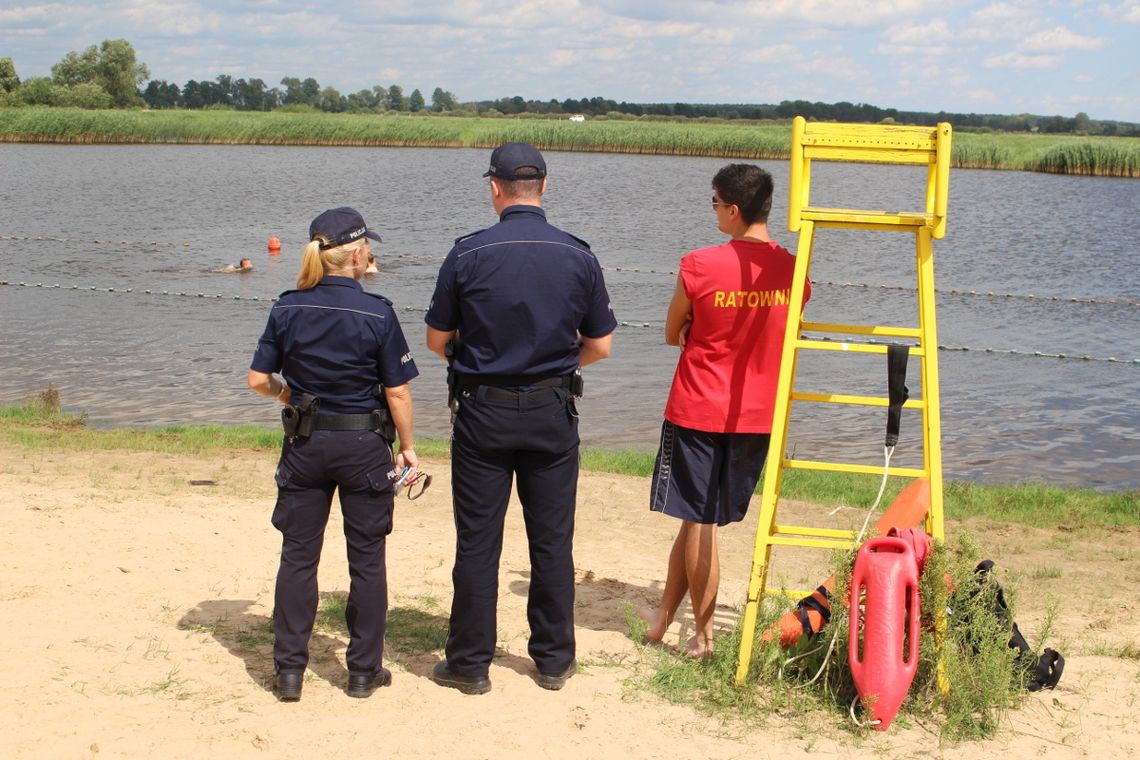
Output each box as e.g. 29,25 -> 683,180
684,635 -> 714,660
637,606 -> 670,642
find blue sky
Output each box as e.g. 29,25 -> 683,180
3,0 -> 1139,121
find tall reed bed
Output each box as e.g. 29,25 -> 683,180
951,133 -> 1015,170
2,108 -> 1137,176
1031,140 -> 1140,177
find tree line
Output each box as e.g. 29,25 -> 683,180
2,40 -> 1137,136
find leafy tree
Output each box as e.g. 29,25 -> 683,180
12,77 -> 55,105
55,81 -> 114,108
430,87 -> 457,112
10,76 -> 111,108
318,86 -> 344,112
280,77 -> 304,105
387,84 -> 405,110
143,80 -> 181,108
408,88 -> 425,112
300,78 -> 321,107
50,39 -> 148,107
213,74 -> 234,107
0,57 -> 20,93
51,47 -> 98,87
93,39 -> 148,106
181,80 -> 205,109
1072,112 -> 1091,134
371,85 -> 390,111
280,76 -> 320,107
346,88 -> 381,113
232,78 -> 275,111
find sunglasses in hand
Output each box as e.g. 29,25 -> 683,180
388,465 -> 432,500
402,469 -> 432,500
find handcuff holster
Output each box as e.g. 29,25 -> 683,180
281,393 -> 320,439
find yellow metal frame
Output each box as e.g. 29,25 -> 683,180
735,117 -> 952,684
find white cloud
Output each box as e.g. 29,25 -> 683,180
121,2 -> 225,37
967,88 -> 997,103
984,51 -> 1060,68
798,53 -> 861,81
962,2 -> 1039,41
876,17 -> 955,56
1018,25 -> 1107,51
740,44 -> 802,64
0,3 -> 67,23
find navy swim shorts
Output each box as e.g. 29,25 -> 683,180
649,420 -> 770,526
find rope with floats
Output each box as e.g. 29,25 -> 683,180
2,280 -> 1137,365
4,234 -> 1135,308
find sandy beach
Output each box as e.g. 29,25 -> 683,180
2,441 -> 1138,759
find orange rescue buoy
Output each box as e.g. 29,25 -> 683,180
762,478 -> 931,648
267,235 -> 281,254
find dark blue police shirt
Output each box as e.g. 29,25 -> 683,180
424,205 -> 617,377
251,275 -> 418,413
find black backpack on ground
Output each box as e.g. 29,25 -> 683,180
971,559 -> 1064,692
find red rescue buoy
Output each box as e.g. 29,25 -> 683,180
267,235 -> 281,254
849,536 -> 921,731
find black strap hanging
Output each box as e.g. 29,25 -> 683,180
885,344 -> 910,447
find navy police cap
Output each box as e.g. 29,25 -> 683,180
483,142 -> 547,180
309,206 -> 382,250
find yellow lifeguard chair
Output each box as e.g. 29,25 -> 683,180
735,117 -> 952,683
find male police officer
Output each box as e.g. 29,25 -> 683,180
425,142 -> 616,694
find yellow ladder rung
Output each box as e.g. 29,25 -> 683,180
801,322 -> 921,339
784,459 -> 927,478
802,207 -> 937,228
768,588 -> 816,601
768,536 -> 858,550
794,339 -> 927,357
792,391 -> 926,409
773,524 -> 857,540
812,220 -> 933,234
800,123 -> 939,155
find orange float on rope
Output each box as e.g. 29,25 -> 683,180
762,478 -> 931,648
267,235 -> 281,254
849,536 -> 921,731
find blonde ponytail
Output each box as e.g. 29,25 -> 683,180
296,239 -> 326,289
295,237 -> 367,289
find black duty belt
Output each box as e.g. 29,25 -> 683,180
479,385 -> 562,401
457,373 -> 570,398
313,412 -> 382,431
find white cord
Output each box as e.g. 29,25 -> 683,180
790,445 -> 895,689
849,693 -> 881,727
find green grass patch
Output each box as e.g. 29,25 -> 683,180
2,396 -> 1136,526
315,593 -> 449,664
1088,641 -> 1140,661
2,108 -> 1138,177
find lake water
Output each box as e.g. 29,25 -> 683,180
1,144 -> 1137,490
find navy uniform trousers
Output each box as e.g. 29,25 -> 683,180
271,429 -> 395,677
446,385 -> 579,678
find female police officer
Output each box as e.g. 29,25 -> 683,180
247,206 -> 419,701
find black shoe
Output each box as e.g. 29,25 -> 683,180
347,667 -> 392,698
431,660 -> 491,695
275,672 -> 303,702
535,659 -> 577,691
